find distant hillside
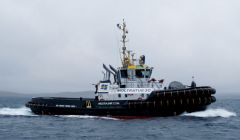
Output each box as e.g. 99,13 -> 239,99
0,90 -> 95,98
1,90 -> 239,99
0,90 -> 27,97
40,91 -> 95,98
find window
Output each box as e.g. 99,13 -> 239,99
136,69 -> 152,78
120,70 -> 128,78
136,69 -> 144,78
118,94 -> 121,98
145,69 -> 152,78
125,94 -> 128,98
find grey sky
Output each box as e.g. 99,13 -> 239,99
0,0 -> 239,94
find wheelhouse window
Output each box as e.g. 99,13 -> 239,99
120,70 -> 128,78
145,69 -> 152,78
135,69 -> 152,78
135,69 -> 144,78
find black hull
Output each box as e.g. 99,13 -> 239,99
26,87 -> 216,117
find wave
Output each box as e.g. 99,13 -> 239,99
1,107 -> 236,119
0,107 -> 117,120
0,106 -> 36,116
57,115 -> 119,120
183,108 -> 237,118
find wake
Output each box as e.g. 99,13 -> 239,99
0,106 -> 36,116
0,107 -> 236,119
183,108 -> 237,118
0,106 -> 118,120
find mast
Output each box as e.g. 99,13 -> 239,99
117,19 -> 131,68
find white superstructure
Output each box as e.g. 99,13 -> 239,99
96,20 -> 164,101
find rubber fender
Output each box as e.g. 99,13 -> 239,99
211,88 -> 216,94
211,96 -> 216,102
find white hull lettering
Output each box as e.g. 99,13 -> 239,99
117,88 -> 153,93
98,102 -> 120,105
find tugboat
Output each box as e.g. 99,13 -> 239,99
26,20 -> 216,117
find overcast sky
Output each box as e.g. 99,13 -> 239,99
0,0 -> 239,94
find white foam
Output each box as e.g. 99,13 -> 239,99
183,108 -> 237,118
58,115 -> 119,120
0,106 -> 36,116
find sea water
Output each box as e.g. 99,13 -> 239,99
0,96 -> 239,140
